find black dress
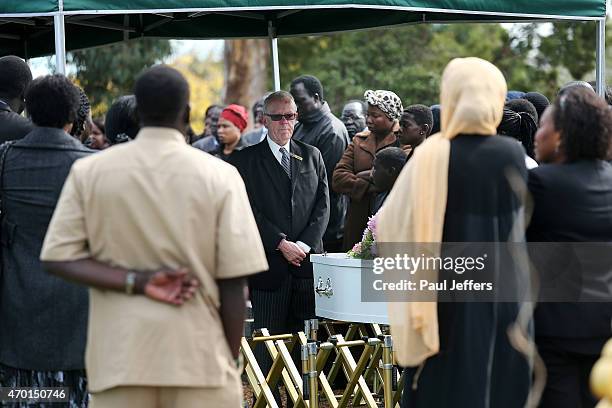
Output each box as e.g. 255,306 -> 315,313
527,160 -> 612,408
401,134 -> 532,408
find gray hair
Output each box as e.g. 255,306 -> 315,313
264,91 -> 296,113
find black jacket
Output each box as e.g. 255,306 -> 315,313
293,102 -> 348,243
527,160 -> 612,345
230,138 -> 330,290
0,102 -> 33,144
0,128 -> 93,370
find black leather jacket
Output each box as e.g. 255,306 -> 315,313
293,102 -> 349,242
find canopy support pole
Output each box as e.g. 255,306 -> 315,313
54,0 -> 66,75
268,20 -> 281,91
596,18 -> 606,97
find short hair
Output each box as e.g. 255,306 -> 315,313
0,55 -> 32,99
133,65 -> 189,124
290,75 -> 324,101
506,99 -> 538,123
25,74 -> 79,128
558,80 -> 594,96
205,104 -> 223,118
71,87 -> 91,138
523,92 -> 550,121
253,92 -> 272,114
553,87 -> 612,162
343,99 -> 367,113
263,91 -> 296,113
402,104 -> 433,129
375,147 -> 408,172
105,95 -> 140,144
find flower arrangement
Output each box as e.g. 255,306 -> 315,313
347,215 -> 378,259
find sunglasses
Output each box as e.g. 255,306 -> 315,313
265,112 -> 298,121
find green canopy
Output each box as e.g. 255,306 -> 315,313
0,0 -> 606,58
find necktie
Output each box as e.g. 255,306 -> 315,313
279,147 -> 291,178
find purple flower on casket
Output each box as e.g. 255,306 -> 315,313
347,215 -> 378,260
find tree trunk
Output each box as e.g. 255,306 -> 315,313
223,39 -> 269,127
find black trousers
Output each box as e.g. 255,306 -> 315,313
251,275 -> 315,406
537,337 -> 601,408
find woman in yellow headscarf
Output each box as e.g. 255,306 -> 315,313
378,57 -> 532,407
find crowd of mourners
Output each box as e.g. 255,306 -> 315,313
0,52 -> 610,408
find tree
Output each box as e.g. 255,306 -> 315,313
70,38 -> 172,117
278,23 -> 558,114
520,20 -> 612,85
171,52 -> 224,135
223,39 -> 269,116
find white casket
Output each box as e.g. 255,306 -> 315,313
311,253 -> 389,324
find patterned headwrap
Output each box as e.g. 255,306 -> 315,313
71,87 -> 90,138
364,89 -> 403,120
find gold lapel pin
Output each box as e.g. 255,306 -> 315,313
290,153 -> 303,161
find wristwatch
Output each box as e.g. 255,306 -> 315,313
125,271 -> 137,295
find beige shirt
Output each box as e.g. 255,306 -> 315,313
41,127 -> 268,392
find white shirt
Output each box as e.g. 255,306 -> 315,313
266,135 -> 291,165
265,136 -> 311,254
525,155 -> 538,169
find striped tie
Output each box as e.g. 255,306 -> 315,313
279,147 -> 291,178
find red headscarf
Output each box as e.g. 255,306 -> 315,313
220,104 -> 248,132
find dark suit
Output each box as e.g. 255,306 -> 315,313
230,137 -> 329,405
230,137 -> 330,290
527,160 -> 612,408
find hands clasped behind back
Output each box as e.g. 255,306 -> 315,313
141,267 -> 200,306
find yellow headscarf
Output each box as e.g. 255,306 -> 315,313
377,57 -> 507,367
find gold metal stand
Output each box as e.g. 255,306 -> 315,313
240,319 -> 404,407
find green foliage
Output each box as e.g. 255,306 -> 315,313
278,23 -> 566,114
536,22 -> 597,80
171,53 -> 224,135
70,38 -> 172,117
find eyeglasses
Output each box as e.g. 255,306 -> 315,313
265,112 -> 298,121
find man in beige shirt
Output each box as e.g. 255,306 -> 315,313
41,65 -> 268,408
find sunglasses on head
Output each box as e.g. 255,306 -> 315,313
265,112 -> 298,121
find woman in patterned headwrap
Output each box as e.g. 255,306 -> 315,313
332,89 -> 402,251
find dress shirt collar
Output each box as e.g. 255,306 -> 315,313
135,127 -> 187,145
266,135 -> 291,164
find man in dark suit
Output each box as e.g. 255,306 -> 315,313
0,56 -> 33,143
230,91 -> 329,396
